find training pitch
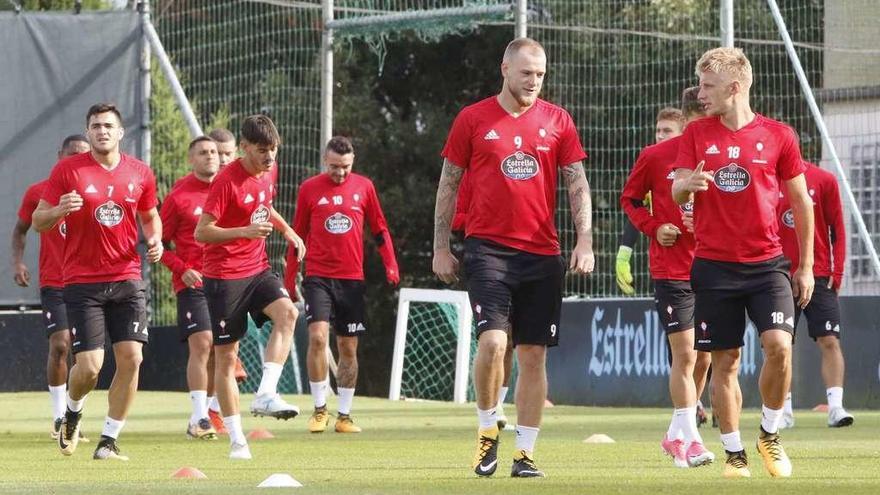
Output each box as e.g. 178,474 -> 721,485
0,391 -> 877,494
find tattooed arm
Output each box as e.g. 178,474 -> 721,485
432,159 -> 465,283
562,161 -> 595,274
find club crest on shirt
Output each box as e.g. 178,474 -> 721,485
95,200 -> 124,227
714,163 -> 750,193
59,221 -> 67,238
781,209 -> 795,228
500,151 -> 539,180
250,204 -> 270,224
324,212 -> 353,234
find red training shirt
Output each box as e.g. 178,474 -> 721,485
160,173 -> 211,293
202,159 -> 275,280
42,153 -> 158,284
18,180 -> 66,288
777,162 -> 845,286
621,136 -> 695,280
441,97 -> 587,255
675,114 -> 805,263
286,172 -> 398,283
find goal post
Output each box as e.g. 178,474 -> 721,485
389,288 -> 473,404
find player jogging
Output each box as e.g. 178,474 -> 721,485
285,135 -> 399,434
433,37 -> 594,478
195,114 -> 306,460
672,47 -> 815,479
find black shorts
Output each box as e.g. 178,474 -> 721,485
63,280 -> 148,354
204,270 -> 290,345
654,280 -> 695,334
176,287 -> 212,342
302,276 -> 366,336
463,237 -> 564,347
794,277 -> 841,341
40,286 -> 69,337
691,256 -> 795,351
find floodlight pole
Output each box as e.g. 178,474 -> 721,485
720,0 -> 734,47
321,0 -> 334,150
766,0 -> 880,280
515,0 -> 527,38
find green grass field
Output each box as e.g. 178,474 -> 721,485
0,391 -> 878,494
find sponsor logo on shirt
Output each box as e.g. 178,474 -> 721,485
679,201 -> 693,214
666,171 -> 676,180
250,204 -> 270,224
500,151 -> 539,180
781,209 -> 794,228
85,184 -> 98,194
705,144 -> 720,155
193,206 -> 203,216
484,129 -> 500,140
714,163 -> 750,193
59,221 -> 67,238
244,194 -> 255,204
95,200 -> 124,227
536,145 -> 551,151
324,212 -> 353,234
318,196 -> 329,206
353,193 -> 360,202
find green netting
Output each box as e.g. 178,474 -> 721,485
399,301 -> 461,401
237,318 -> 303,394
400,301 -> 516,402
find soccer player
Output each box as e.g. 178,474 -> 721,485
204,127 -> 246,433
194,114 -> 306,460
776,160 -> 854,428
672,47 -> 815,479
11,134 -> 90,441
433,37 -> 594,478
209,128 -> 237,167
615,108 -> 685,296
622,88 -> 713,468
284,136 -> 399,434
160,136 -> 221,440
33,103 -> 163,461
452,171 -> 514,429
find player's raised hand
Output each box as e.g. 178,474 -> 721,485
145,237 -> 163,263
181,268 -> 203,288
656,223 -> 681,247
569,239 -> 595,275
58,190 -> 83,215
685,161 -> 714,193
284,229 -> 306,261
791,267 -> 815,309
13,262 -> 30,287
242,222 -> 273,239
432,248 -> 459,284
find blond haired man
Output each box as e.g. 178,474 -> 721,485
672,47 -> 814,479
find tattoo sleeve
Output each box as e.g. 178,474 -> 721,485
433,159 -> 465,251
561,162 -> 593,239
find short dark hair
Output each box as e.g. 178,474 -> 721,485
188,135 -> 215,152
681,86 -> 704,119
240,115 -> 280,146
208,128 -> 235,143
85,103 -> 123,126
325,135 -> 354,156
61,134 -> 88,151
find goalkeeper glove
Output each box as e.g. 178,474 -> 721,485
615,245 -> 635,296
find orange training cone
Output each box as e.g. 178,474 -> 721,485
171,467 -> 207,479
248,428 -> 275,440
